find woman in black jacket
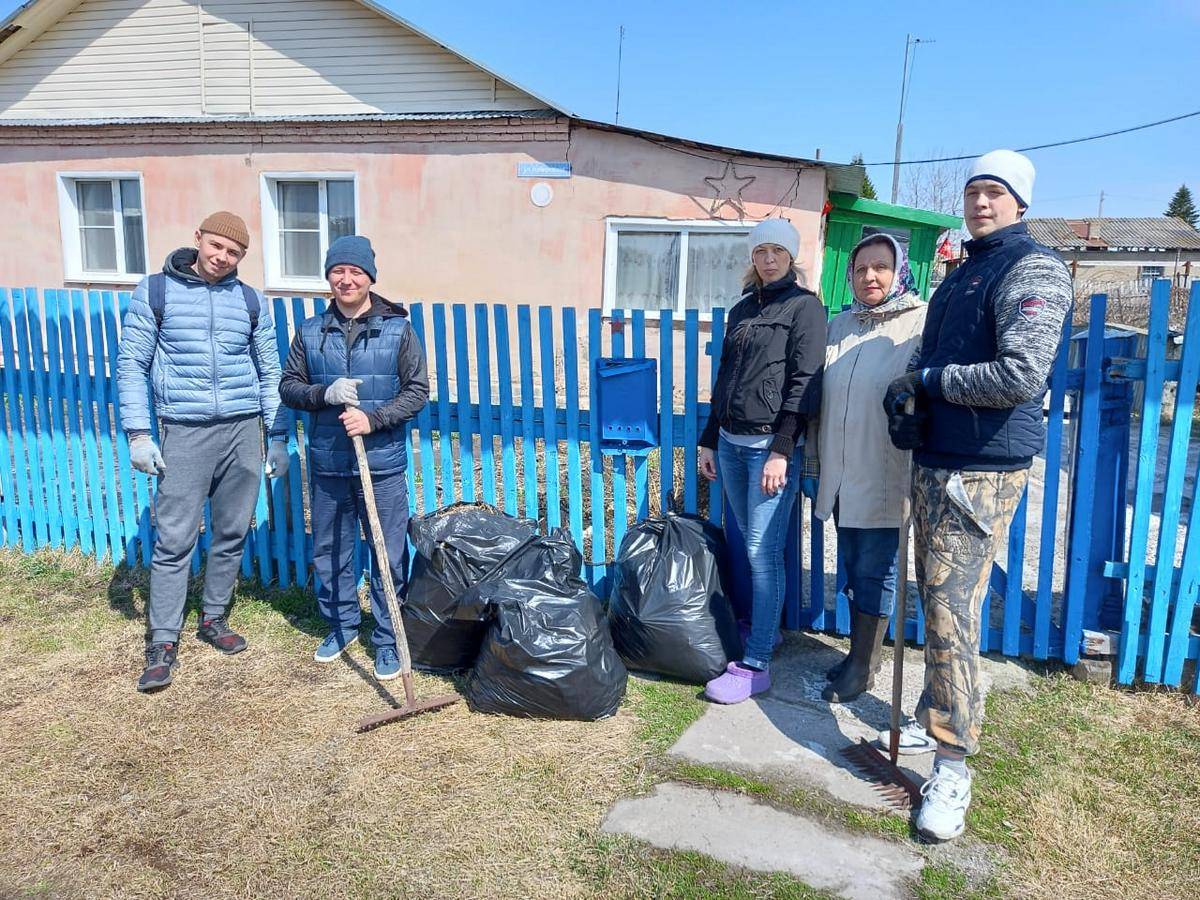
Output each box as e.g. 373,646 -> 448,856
699,218 -> 826,704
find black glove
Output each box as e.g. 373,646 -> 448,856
883,371 -> 929,451
887,407 -> 928,450
882,371 -> 928,418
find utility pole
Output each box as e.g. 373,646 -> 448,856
891,33 -> 934,204
1098,190 -> 1105,217
614,25 -> 625,124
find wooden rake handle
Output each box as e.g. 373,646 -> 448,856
351,431 -> 415,696
889,395 -> 916,765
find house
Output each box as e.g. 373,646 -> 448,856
1024,216 -> 1200,296
0,0 -> 956,319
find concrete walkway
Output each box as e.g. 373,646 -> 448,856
602,631 -> 1031,896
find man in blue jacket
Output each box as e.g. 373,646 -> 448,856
117,211 -> 290,693
278,236 -> 429,681
883,151 -> 1073,843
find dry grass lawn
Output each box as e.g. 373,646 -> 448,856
0,550 -> 662,899
2,548 -> 1198,900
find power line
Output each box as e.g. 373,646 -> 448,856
634,108 -> 1200,171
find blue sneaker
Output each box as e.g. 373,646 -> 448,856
374,646 -> 401,681
314,631 -> 355,663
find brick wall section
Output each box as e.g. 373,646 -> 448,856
0,116 -> 572,146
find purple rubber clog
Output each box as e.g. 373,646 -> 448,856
704,662 -> 771,704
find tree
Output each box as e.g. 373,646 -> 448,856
851,154 -> 877,200
899,153 -> 970,219
1165,184 -> 1198,228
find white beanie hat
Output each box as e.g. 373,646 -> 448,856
748,218 -> 800,262
967,149 -> 1036,209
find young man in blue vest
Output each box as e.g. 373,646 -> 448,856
117,211 -> 290,693
883,151 -> 1073,842
278,235 -> 429,680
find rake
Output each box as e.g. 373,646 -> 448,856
840,398 -> 924,811
350,433 -> 460,733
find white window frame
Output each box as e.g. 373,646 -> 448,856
56,172 -> 149,284
602,217 -> 754,319
260,172 -> 359,292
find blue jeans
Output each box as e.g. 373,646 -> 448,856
838,526 -> 899,618
310,472 -> 410,650
718,437 -> 801,670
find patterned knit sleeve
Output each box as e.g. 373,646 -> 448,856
928,253 -> 1073,409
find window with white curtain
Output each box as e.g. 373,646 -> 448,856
261,174 -> 357,289
56,174 -> 148,282
604,219 -> 752,316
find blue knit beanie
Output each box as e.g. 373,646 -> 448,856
324,235 -> 377,283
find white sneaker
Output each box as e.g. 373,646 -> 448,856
916,764 -> 972,842
876,720 -> 937,755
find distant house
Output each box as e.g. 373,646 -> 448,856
1024,216 -> 1200,296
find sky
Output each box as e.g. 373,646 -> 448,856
2,0 -> 1197,219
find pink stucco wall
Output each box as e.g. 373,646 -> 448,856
0,119 -> 828,305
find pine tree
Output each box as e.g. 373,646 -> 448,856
1165,184 -> 1198,228
852,154 -> 878,200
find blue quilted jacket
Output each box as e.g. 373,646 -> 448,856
116,248 -> 286,435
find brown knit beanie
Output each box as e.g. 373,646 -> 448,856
198,211 -> 250,249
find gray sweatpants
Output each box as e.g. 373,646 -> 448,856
147,417 -> 262,645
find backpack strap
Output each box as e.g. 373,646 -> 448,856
240,283 -> 260,331
148,273 -> 167,329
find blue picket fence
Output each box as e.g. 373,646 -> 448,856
0,280 -> 1196,690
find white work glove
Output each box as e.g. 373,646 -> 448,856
265,439 -> 290,479
129,435 -> 166,476
325,377 -> 363,408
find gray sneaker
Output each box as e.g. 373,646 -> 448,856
876,720 -> 937,755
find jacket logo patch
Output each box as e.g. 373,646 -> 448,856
965,275 -> 983,296
1019,297 -> 1046,321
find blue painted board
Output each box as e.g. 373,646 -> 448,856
13,289 -> 49,547
658,310 -> 674,512
432,304 -> 454,506
23,289 -> 64,548
683,311 -> 699,513
101,292 -> 138,562
409,305 -> 439,515
58,291 -> 94,556
474,305 -> 497,506
562,308 -> 583,548
609,311 -> 629,557
587,310 -> 606,588
88,291 -> 123,559
1062,294 -> 1107,665
493,306 -> 519,517
1146,280 -> 1200,682
707,309 -> 725,527
0,289 -> 26,548
517,306 -> 538,521
1002,490 -> 1029,657
452,304 -> 476,503
539,307 -> 561,529
1034,315 -> 1072,660
631,310 -> 649,524
1118,281 -> 1170,683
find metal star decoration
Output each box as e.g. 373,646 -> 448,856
704,160 -> 756,218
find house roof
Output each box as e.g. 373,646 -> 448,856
1025,217 -> 1200,251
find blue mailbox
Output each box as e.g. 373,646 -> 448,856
594,357 -> 659,455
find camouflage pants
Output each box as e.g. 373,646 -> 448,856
912,465 -> 1028,755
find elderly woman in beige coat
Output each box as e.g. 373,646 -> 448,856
813,233 -> 928,705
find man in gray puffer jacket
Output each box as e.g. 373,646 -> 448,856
117,212 -> 289,693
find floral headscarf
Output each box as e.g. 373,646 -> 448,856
846,233 -> 920,324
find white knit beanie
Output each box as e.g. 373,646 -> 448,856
747,218 -> 800,262
967,149 -> 1036,209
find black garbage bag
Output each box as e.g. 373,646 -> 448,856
607,513 -> 742,683
403,503 -> 539,671
463,529 -> 628,720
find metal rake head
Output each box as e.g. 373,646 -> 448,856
840,738 -> 923,812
